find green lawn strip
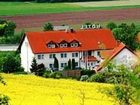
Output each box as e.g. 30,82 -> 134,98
0,2 -> 139,16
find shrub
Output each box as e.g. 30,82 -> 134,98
43,22 -> 53,31
88,73 -> 105,82
35,63 -> 46,76
43,71 -> 51,78
81,69 -> 95,77
49,72 -> 62,79
2,53 -> 23,73
0,75 -> 9,105
80,75 -> 89,81
106,22 -> 117,30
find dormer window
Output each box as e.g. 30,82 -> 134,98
70,40 -> 79,47
71,42 -> 78,47
60,43 -> 67,48
59,40 -> 68,48
48,44 -> 55,48
47,41 -> 56,48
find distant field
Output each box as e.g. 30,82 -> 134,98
0,74 -> 116,105
70,0 -> 140,7
0,2 -> 139,16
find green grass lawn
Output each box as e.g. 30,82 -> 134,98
0,2 -> 140,16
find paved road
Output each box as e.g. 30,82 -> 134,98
0,44 -> 19,51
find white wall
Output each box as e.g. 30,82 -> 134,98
20,36 -> 34,72
113,48 -> 138,68
35,51 -> 81,70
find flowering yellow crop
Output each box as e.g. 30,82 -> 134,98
0,73 -> 117,105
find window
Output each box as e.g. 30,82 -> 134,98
37,54 -> 44,59
61,53 -> 67,58
75,62 -> 78,67
48,44 -> 55,48
49,64 -> 53,68
71,43 -> 78,47
97,51 -> 101,57
61,63 -> 67,68
49,54 -> 56,59
72,53 -> 78,57
60,43 -> 67,48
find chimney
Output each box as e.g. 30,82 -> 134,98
70,28 -> 74,33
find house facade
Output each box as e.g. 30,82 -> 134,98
97,42 -> 139,71
18,29 -> 118,72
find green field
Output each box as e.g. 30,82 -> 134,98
0,73 -> 116,105
0,2 -> 140,16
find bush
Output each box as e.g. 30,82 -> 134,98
2,52 -> 23,73
0,94 -> 9,105
43,71 -> 51,78
88,73 -> 105,82
81,69 -> 95,77
35,63 -> 46,76
80,75 -> 89,81
43,22 -> 53,31
106,22 -> 117,30
49,72 -> 62,79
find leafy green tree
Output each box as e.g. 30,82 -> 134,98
72,59 -> 75,70
43,22 -> 53,31
2,53 -> 22,73
4,21 -> 16,37
106,22 -> 117,30
30,57 -> 38,73
54,56 -> 59,70
112,23 -> 139,50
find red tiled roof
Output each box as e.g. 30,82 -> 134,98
25,29 -> 117,54
82,56 -> 97,62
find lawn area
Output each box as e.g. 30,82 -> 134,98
0,2 -> 140,16
0,74 -> 116,105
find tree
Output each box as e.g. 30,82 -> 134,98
106,22 -> 117,30
43,22 -> 53,31
68,59 -> 72,70
2,53 -> 22,73
112,23 -> 139,50
4,21 -> 16,37
30,57 -> 38,73
35,63 -> 46,76
72,59 -> 75,70
54,56 -> 59,71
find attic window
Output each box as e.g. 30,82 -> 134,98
48,44 -> 55,48
59,40 -> 68,48
71,42 -> 78,47
60,43 -> 67,48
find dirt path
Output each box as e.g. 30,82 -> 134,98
0,8 -> 140,29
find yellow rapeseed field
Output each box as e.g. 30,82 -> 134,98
0,74 -> 116,105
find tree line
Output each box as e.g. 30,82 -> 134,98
0,0 -> 115,3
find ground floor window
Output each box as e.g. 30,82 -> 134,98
61,63 -> 67,68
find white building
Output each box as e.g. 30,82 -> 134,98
18,29 -> 119,72
97,42 -> 139,71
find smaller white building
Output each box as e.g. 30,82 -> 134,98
96,42 -> 139,71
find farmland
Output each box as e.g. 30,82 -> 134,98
0,1 -> 140,31
0,73 -> 116,105
1,8 -> 140,30
0,2 -> 139,16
